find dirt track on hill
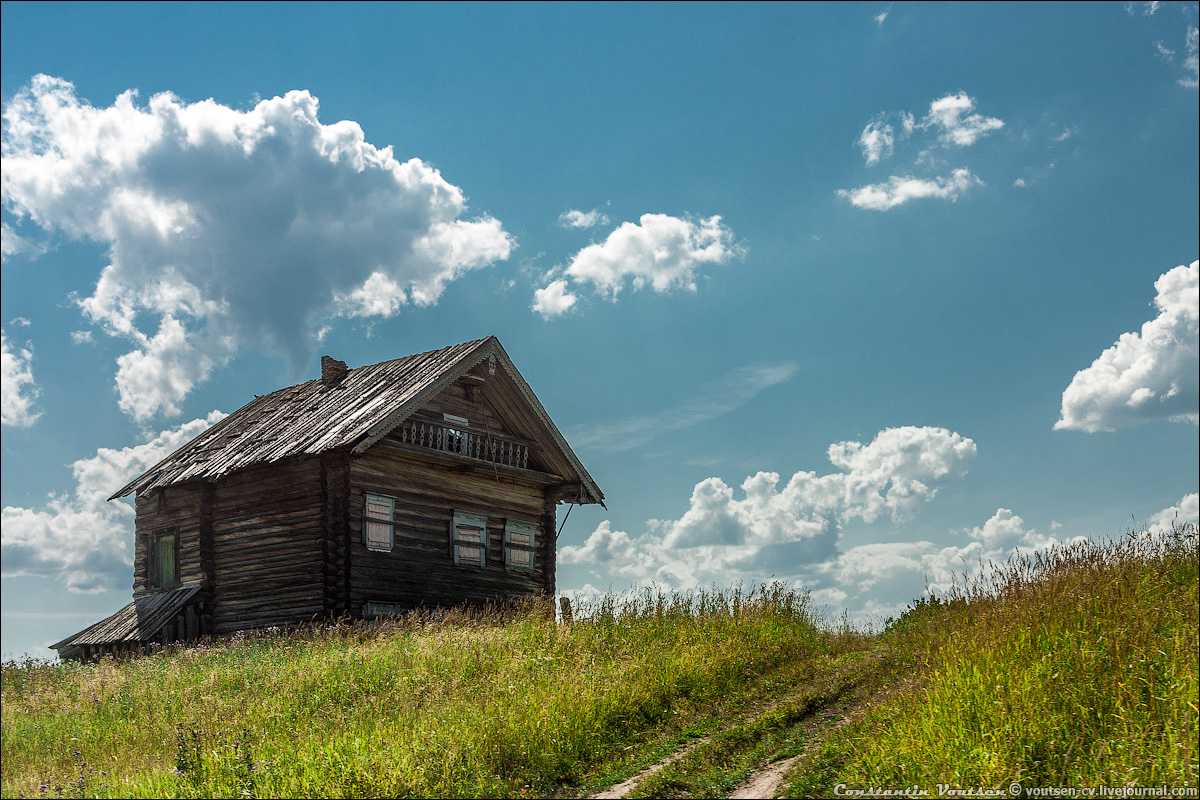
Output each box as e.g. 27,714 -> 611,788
727,702 -> 856,799
586,647 -> 892,799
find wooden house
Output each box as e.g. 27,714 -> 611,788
51,337 -> 603,661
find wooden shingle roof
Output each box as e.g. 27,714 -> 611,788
50,585 -> 201,651
110,336 -> 603,504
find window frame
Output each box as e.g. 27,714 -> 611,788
364,600 -> 406,619
364,493 -> 396,552
451,511 -> 489,567
148,529 -> 179,590
504,520 -> 536,573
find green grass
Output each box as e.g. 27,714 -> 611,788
787,522 -> 1199,797
4,523 -> 1197,799
1,583 -> 829,799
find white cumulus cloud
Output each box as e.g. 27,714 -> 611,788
838,168 -> 982,211
920,92 -> 1005,147
841,92 -> 1001,211
1,329 -> 41,427
827,508 -> 1073,613
1,75 -> 514,421
1,412 -> 225,592
559,521 -> 639,565
531,279 -> 578,319
1148,492 -> 1200,531
550,213 -> 742,305
1056,260 -> 1198,432
561,426 -> 977,598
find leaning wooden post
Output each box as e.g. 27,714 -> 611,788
559,596 -> 573,624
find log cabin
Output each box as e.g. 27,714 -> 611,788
51,336 -> 604,661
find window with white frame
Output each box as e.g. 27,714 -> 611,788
504,520 -> 536,572
451,511 -> 488,566
365,494 -> 395,552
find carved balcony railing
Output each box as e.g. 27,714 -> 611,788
395,419 -> 531,470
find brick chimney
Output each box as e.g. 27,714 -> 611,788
321,356 -> 348,386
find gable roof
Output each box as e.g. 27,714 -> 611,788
110,336 -> 603,504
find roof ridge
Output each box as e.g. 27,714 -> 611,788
108,336 -> 506,500
345,336 -> 493,373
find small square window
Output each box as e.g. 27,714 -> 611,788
452,511 -> 488,566
365,494 -> 395,552
504,520 -> 536,572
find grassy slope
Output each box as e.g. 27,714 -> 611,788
788,522 -> 1198,796
2,524 -> 1196,799
2,585 -> 832,799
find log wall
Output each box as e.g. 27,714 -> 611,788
133,484 -> 208,598
321,452 -> 352,617
208,460 -> 325,634
348,443 -> 553,613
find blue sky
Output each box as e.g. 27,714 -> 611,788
2,1 -> 1197,660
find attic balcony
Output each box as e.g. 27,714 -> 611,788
389,417 -> 548,478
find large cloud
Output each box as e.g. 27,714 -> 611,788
1056,260 -> 1198,432
534,213 -> 742,316
1,329 -> 41,427
561,426 -> 977,599
1,412 -> 225,592
1,75 -> 514,420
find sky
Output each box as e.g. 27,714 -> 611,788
1,1 -> 1197,661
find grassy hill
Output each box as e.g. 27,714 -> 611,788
2,523 -> 1196,799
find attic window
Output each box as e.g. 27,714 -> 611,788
504,520 -> 536,572
365,494 -> 395,552
451,511 -> 488,567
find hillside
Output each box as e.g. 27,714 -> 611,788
2,523 -> 1196,799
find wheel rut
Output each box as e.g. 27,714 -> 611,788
585,647 -> 889,799
727,701 -> 857,799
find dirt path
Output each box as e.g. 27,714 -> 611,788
584,648 -> 892,800
589,737 -> 710,799
587,692 -> 863,799
586,678 -> 819,799
727,702 -> 855,799
587,700 -> 857,800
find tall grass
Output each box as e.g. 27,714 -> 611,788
1,583 -> 824,799
791,522 -> 1199,794
7,524 -> 1195,798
